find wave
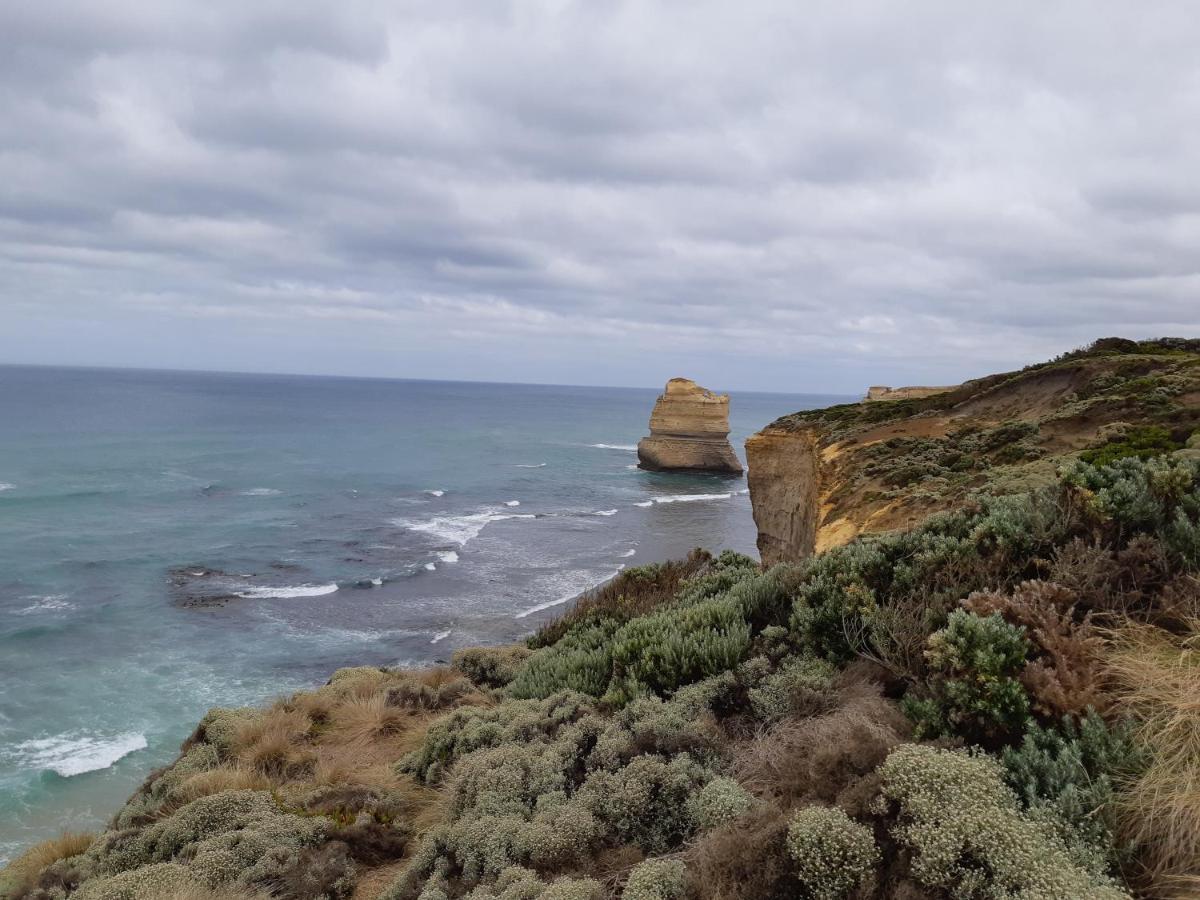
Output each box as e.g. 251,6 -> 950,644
370,578 -> 383,586
504,500 -> 521,507
514,567 -> 624,619
619,549 -> 637,558
437,550 -> 459,564
16,595 -> 75,614
430,629 -> 452,644
590,443 -> 637,451
650,492 -> 733,504
240,487 -> 282,496
237,583 -> 339,599
15,732 -> 148,778
514,463 -> 547,468
0,482 -> 14,492
394,508 -> 535,546
594,509 -> 618,516
634,500 -> 653,507
424,489 -> 446,497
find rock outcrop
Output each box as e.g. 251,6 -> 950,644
747,339 -> 1200,566
637,378 -> 743,475
866,384 -> 958,402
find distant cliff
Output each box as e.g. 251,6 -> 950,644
748,337 -> 1200,565
637,378 -> 743,475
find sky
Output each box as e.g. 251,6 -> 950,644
1,1 -> 1198,394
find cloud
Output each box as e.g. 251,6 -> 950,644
1,0 -> 1199,392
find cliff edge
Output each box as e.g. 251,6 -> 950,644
748,337 -> 1200,565
637,378 -> 743,475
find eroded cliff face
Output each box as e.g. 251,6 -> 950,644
745,425 -> 820,566
746,341 -> 1200,565
637,378 -> 743,475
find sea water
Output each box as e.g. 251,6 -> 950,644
0,365 -> 846,861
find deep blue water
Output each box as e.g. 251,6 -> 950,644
0,365 -> 845,861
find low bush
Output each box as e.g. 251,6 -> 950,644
901,610 -> 1031,745
877,745 -> 1128,898
785,807 -> 878,900
1080,425 -> 1181,467
622,858 -> 688,900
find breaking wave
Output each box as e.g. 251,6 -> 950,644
14,732 -> 148,778
514,566 -> 624,619
394,508 -> 535,546
590,443 -> 637,451
237,583 -> 339,599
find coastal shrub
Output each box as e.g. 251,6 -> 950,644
188,707 -> 259,758
1080,425 -> 1181,467
587,690 -> 725,771
745,653 -> 836,723
902,610 -> 1031,744
686,777 -> 754,830
602,596 -> 751,705
876,745 -> 1128,898
1002,713 -> 1144,872
399,692 -> 597,784
682,807 -> 791,900
576,754 -> 712,854
963,581 -> 1107,718
453,646 -> 534,688
785,807 -> 879,900
508,622 -> 620,700
529,551 -> 715,649
72,863 -> 196,900
622,859 -> 688,900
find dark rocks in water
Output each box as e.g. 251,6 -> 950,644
167,565 -> 241,608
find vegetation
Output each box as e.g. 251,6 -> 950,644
6,344 -> 1200,900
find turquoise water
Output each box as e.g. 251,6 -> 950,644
0,365 -> 845,861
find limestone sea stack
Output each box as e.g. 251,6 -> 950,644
637,378 -> 744,475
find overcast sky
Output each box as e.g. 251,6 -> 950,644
1,1 -> 1198,393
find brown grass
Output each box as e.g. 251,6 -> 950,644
2,830 -> 94,895
733,676 -> 909,810
1108,620 -> 1200,898
684,806 -> 792,900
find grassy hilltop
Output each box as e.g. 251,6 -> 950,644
4,339 -> 1200,900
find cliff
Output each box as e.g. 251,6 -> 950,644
637,378 -> 743,475
865,384 -> 958,402
748,337 -> 1200,565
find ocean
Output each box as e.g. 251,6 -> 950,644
0,365 -> 846,862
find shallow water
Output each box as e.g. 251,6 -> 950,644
0,365 -> 846,861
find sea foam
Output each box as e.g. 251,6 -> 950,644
594,509 -> 618,516
590,443 -> 637,451
651,492 -> 733,504
0,482 -> 14,492
240,488 -> 282,496
514,463 -> 547,468
16,732 -> 148,778
430,629 -> 452,644
514,566 -> 624,619
395,508 -> 535,546
237,583 -> 339,599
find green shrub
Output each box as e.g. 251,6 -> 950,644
622,858 -> 688,900
902,611 -> 1031,744
746,654 -> 836,723
454,646 -> 534,688
686,777 -> 754,830
1080,426 -> 1180,467
1002,713 -> 1145,872
72,862 -> 195,900
576,754 -> 711,855
877,745 -> 1128,898
784,807 -> 879,900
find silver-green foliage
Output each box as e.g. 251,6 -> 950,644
785,807 -> 879,900
877,745 -> 1129,899
622,858 -> 688,900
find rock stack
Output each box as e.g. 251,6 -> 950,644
637,378 -> 743,475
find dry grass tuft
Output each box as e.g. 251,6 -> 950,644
330,695 -> 411,746
1108,620 -> 1200,897
2,830 -> 95,894
734,677 -> 909,809
233,707 -> 317,779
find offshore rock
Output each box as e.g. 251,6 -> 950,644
637,378 -> 743,475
